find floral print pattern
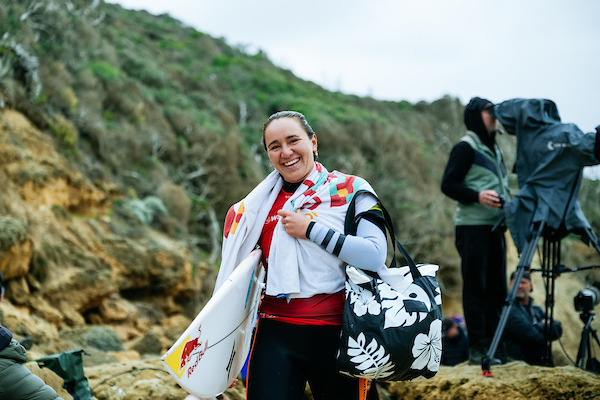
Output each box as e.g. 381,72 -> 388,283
380,282 -> 431,329
339,263 -> 442,381
411,319 -> 442,372
345,333 -> 396,379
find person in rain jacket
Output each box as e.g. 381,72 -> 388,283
0,325 -> 63,400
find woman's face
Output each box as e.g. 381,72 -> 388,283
264,117 -> 317,183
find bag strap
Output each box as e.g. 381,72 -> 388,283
345,190 -> 423,280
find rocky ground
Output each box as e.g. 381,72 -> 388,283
24,356 -> 600,400
385,362 -> 600,400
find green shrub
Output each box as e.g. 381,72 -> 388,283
0,216 -> 28,252
122,196 -> 168,225
48,115 -> 79,155
86,61 -> 120,81
158,40 -> 185,50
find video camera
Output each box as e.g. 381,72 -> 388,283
574,286 -> 600,313
492,98 -> 600,254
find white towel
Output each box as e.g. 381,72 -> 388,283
216,162 -> 376,298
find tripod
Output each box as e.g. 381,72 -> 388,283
482,221 -> 600,374
576,310 -> 600,373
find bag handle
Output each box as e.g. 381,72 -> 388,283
345,190 -> 423,280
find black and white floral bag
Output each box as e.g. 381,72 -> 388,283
336,191 -> 442,381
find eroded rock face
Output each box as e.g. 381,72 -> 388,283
0,217 -> 31,279
0,108 -> 211,355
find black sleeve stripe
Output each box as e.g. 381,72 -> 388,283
306,221 -> 316,238
332,234 -> 346,257
321,229 -> 335,249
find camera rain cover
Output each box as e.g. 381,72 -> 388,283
492,98 -> 600,252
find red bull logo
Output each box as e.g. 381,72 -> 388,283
179,326 -> 208,377
224,202 -> 245,238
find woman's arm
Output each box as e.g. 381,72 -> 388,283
306,216 -> 387,271
277,193 -> 387,271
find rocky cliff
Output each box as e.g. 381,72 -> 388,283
0,108 -> 215,365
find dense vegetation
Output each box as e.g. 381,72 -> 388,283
0,0 -> 598,279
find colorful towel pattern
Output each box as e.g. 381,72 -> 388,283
216,162 -> 376,298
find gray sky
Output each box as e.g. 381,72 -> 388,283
110,0 -> 600,176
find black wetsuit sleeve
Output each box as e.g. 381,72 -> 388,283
441,142 -> 479,204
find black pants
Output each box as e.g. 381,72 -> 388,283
247,319 -> 365,400
455,225 -> 507,347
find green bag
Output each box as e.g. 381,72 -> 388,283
35,349 -> 92,400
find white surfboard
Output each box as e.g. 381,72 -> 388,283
161,249 -> 265,397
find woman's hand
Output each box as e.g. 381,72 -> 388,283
278,209 -> 311,239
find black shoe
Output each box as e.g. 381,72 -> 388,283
19,337 -> 34,350
468,339 -> 500,366
468,343 -> 486,365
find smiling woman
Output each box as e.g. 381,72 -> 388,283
263,111 -> 318,184
213,110 -> 391,400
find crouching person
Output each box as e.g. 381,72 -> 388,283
503,271 -> 562,366
0,325 -> 64,400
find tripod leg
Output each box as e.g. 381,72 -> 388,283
576,313 -> 600,372
577,314 -> 593,369
590,326 -> 600,348
482,222 -> 545,374
588,327 -> 600,372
